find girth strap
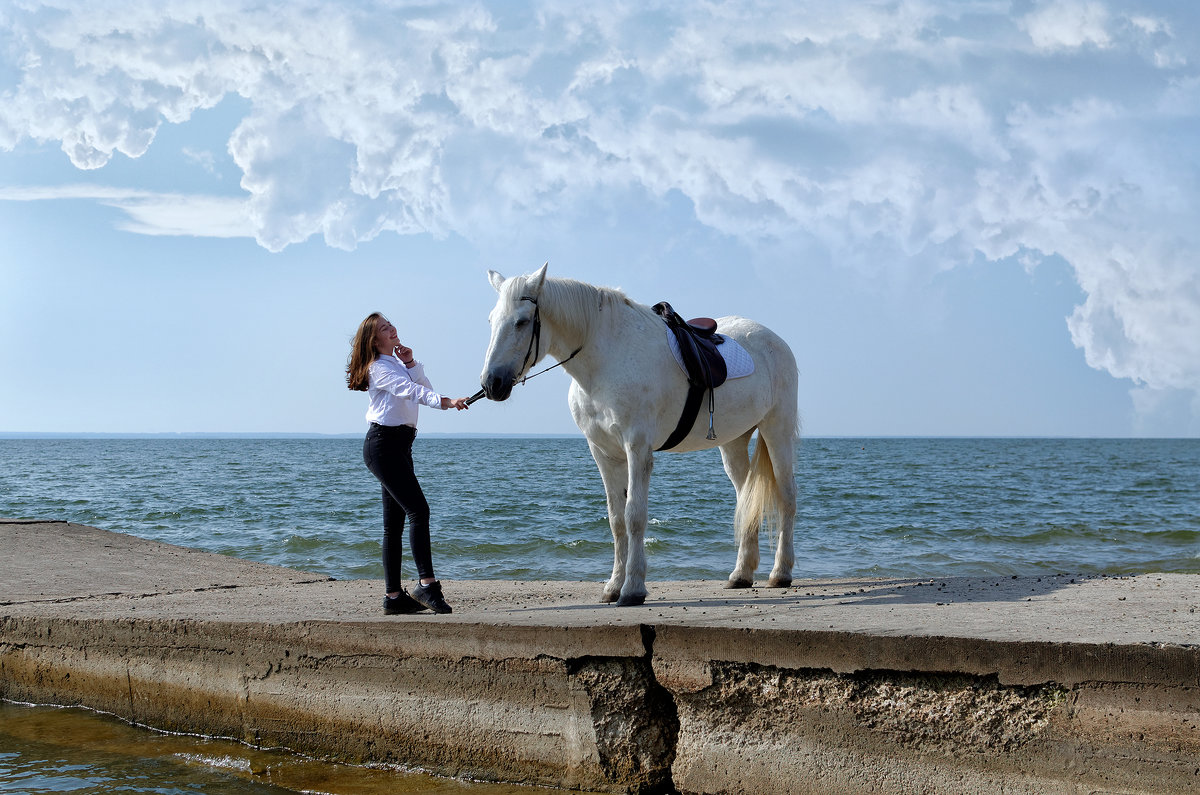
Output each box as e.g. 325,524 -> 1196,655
653,301 -> 724,451
658,381 -> 707,451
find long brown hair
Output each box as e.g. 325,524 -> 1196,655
346,312 -> 385,391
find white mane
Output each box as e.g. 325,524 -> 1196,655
535,276 -> 656,336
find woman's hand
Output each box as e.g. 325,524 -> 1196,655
393,343 -> 414,365
442,397 -> 470,411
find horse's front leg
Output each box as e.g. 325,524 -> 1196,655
588,441 -> 629,603
617,444 -> 653,606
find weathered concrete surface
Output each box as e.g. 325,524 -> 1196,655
2,518 -> 1198,793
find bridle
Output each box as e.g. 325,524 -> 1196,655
467,294 -> 583,405
518,295 -> 543,376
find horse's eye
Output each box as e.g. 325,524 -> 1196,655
515,318 -> 529,329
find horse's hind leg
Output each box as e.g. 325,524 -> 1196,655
719,429 -> 758,588
588,441 -> 629,603
758,418 -> 797,588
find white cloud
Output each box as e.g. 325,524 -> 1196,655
182,146 -> 217,174
0,184 -> 252,238
1022,1 -> 1112,51
1,0 -> 1199,418
110,193 -> 253,238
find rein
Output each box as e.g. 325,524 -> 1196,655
466,295 -> 583,406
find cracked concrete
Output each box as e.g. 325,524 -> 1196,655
2,519 -> 1199,793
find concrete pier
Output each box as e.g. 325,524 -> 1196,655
2,518 -> 1198,793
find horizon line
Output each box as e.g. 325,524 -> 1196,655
1,432 -> 1197,441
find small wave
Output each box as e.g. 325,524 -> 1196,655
174,753 -> 252,773
966,524 -> 1200,546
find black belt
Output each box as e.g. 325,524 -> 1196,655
369,422 -> 416,433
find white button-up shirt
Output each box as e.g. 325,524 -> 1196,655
365,356 -> 445,427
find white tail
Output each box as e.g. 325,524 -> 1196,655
734,433 -> 783,548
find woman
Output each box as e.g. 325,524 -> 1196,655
346,312 -> 470,615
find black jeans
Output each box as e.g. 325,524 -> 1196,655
363,423 -> 433,591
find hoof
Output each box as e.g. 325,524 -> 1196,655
599,591 -> 619,604
616,593 -> 647,606
767,576 -> 792,588
724,578 -> 754,589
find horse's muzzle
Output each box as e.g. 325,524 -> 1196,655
482,371 -> 514,401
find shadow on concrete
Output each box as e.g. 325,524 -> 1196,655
512,574 -> 1108,613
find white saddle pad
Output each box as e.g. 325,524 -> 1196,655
665,328 -> 755,380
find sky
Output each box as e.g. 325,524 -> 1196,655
1,0 -> 1198,438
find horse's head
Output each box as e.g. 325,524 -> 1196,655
481,262 -> 550,401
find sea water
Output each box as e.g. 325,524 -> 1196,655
1,436 -> 1198,793
3,437 -> 1198,581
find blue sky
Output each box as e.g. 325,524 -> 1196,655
1,0 -> 1198,437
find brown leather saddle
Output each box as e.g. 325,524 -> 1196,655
652,301 -> 727,450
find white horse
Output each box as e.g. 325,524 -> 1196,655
480,264 -> 799,606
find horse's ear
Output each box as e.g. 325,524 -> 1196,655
527,262 -> 548,295
488,270 -> 506,293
